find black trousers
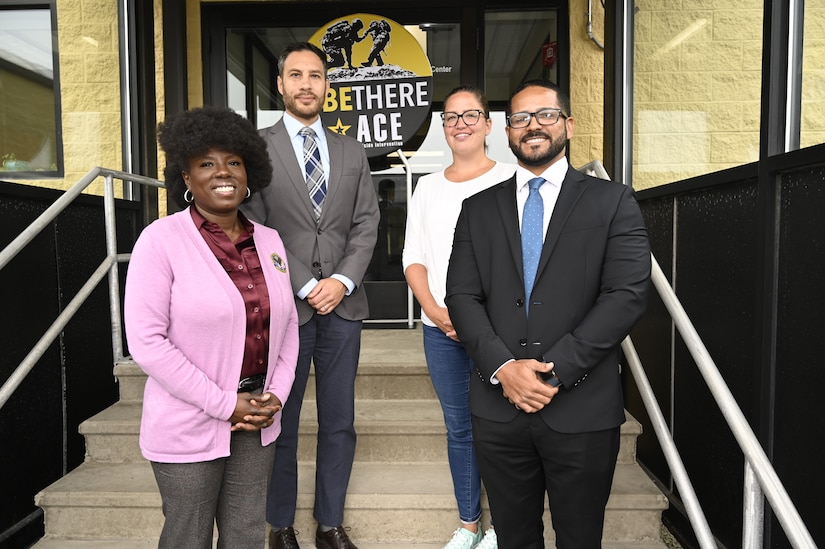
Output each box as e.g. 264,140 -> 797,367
473,413 -> 620,549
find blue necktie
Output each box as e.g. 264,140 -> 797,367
300,127 -> 326,222
522,177 -> 545,312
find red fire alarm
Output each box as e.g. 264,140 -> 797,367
542,41 -> 558,68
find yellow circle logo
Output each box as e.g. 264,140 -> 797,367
310,14 -> 433,158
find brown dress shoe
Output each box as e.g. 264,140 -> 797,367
269,527 -> 300,549
315,525 -> 359,549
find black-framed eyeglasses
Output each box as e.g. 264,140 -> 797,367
441,110 -> 486,127
506,108 -> 568,129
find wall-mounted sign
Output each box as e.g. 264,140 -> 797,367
310,14 -> 433,158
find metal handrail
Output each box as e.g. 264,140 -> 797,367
622,335 -> 717,549
0,167 -> 164,411
576,158 -> 815,548
623,254 -> 817,548
1,164 -> 817,547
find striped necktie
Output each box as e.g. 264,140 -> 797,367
522,177 -> 545,313
300,127 -> 326,221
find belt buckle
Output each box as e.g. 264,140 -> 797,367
238,373 -> 265,393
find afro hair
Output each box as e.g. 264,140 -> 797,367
157,105 -> 273,208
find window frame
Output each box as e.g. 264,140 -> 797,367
0,0 -> 63,179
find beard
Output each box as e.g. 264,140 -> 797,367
283,92 -> 323,120
509,129 -> 568,167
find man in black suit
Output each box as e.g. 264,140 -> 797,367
445,79 -> 651,548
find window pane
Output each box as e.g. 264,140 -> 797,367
227,26 -> 317,129
485,10 -> 559,103
0,8 -> 59,175
633,3 -> 763,189
800,1 -> 825,149
416,22 -> 460,104
226,32 -> 248,116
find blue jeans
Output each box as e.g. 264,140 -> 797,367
423,324 -> 482,524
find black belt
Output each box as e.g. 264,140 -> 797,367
237,373 -> 265,393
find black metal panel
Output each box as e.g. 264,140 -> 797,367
672,181 -> 759,548
625,196 -> 675,487
363,281 -> 410,321
0,181 -> 141,548
52,204 -> 121,466
0,184 -> 63,549
770,166 -> 825,549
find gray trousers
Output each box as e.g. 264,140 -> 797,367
151,430 -> 276,549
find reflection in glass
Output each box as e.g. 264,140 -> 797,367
0,8 -> 59,174
366,176 -> 408,282
417,23 -> 461,103
485,10 -> 559,103
800,3 -> 825,149
633,4 -> 763,189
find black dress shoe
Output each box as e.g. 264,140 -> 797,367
269,527 -> 300,549
315,525 -> 359,549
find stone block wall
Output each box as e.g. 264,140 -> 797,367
4,0 -> 168,204
568,0 -> 607,173
633,0 -> 765,189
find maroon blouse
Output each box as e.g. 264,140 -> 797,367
190,207 -> 270,381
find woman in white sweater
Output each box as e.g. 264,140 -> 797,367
403,86 -> 515,549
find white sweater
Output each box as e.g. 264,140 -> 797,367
402,162 -> 516,326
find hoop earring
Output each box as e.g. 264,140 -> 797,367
183,189 -> 193,203
245,187 -> 251,199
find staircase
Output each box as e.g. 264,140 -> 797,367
33,328 -> 669,548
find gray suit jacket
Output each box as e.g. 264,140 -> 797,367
445,169 -> 651,433
243,119 -> 379,325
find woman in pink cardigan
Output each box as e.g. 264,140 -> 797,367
124,106 -> 299,549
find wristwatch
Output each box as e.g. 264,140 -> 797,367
546,369 -> 562,387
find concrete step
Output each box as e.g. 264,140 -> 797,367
115,329 -> 437,404
80,399 -> 642,466
35,460 -> 667,545
80,399 -> 447,464
114,358 -> 437,403
33,538 -> 670,549
43,328 -> 666,548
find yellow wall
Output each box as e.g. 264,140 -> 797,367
633,0 -> 764,190
154,0 -> 168,213
801,3 -> 825,149
2,0 -> 168,200
8,0 -> 126,195
568,0 -> 606,175
0,69 -> 56,171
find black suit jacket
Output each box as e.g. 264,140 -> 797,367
445,168 -> 651,433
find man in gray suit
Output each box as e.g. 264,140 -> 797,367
243,42 -> 379,549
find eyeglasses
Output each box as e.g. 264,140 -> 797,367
506,108 -> 568,129
441,110 -> 486,127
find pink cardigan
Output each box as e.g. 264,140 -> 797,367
124,208 -> 299,463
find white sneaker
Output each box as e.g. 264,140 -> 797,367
474,527 -> 498,549
442,527 -> 482,549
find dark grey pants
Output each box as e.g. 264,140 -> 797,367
151,430 -> 276,549
266,313 -> 362,528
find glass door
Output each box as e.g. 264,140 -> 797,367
203,4 -> 467,324
201,2 -> 561,324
